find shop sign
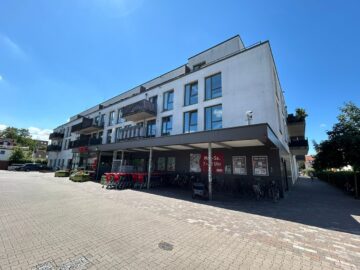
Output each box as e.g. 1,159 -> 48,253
252,156 -> 269,176
200,152 -> 224,173
167,157 -> 176,171
232,156 -> 247,175
79,146 -> 88,153
190,153 -> 201,172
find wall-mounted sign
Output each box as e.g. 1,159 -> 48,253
167,157 -> 176,171
190,153 -> 201,172
158,157 -> 166,171
200,152 -> 224,173
252,156 -> 269,176
232,156 -> 247,175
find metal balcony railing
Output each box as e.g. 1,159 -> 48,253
121,99 -> 157,121
49,132 -> 64,140
46,145 -> 62,152
289,139 -> 309,148
71,117 -> 104,133
115,126 -> 148,142
69,138 -> 102,149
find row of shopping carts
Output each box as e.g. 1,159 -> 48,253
103,172 -> 164,190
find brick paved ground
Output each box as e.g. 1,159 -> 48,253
0,171 -> 359,270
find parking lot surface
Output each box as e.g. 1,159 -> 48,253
0,171 -> 359,269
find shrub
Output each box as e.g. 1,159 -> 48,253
316,171 -> 357,195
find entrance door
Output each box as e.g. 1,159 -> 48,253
283,161 -> 289,191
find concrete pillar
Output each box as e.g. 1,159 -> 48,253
208,142 -> 212,200
147,147 -> 153,190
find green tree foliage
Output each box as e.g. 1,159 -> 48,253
9,147 -> 25,163
0,127 -> 36,151
313,102 -> 360,197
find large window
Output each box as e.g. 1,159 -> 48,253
100,114 -> 105,126
147,120 -> 156,137
106,129 -> 112,144
161,116 -> 172,136
205,73 -> 222,100
108,111 -> 115,126
117,109 -> 122,124
163,90 -> 174,111
205,104 -> 222,130
184,82 -> 198,106
183,110 -> 198,133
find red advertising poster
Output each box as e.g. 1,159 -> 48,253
200,152 -> 224,173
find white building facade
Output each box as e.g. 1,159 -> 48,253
48,36 -> 308,197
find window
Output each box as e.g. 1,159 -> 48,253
0,150 -> 5,155
117,109 -> 122,124
100,114 -> 105,126
106,129 -> 112,144
161,116 -> 172,136
149,95 -> 157,105
205,73 -> 222,100
163,90 -> 174,111
184,82 -> 198,106
147,120 -> 156,137
94,116 -> 100,126
115,127 -> 121,141
205,104 -> 222,130
108,111 -> 115,126
183,110 -> 197,133
98,131 -> 103,141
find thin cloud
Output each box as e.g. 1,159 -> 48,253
320,123 -> 326,128
0,74 -> 2,81
28,127 -> 52,141
0,124 -> 51,141
0,33 -> 27,59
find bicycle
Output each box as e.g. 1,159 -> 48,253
268,180 -> 280,202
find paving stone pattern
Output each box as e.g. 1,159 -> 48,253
0,171 -> 359,269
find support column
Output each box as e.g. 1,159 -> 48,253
147,147 -> 153,190
208,142 -> 213,200
111,150 -> 117,172
120,150 -> 124,171
95,152 -> 102,181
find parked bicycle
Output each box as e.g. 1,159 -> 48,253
252,182 -> 264,200
268,180 -> 280,202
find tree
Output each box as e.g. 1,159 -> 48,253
0,127 -> 36,151
314,102 -> 360,197
9,147 -> 25,163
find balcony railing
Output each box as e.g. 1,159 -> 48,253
71,117 -> 104,134
47,145 -> 62,152
49,132 -> 64,140
115,126 -> 148,142
121,99 -> 157,122
69,138 -> 102,149
289,139 -> 309,148
287,114 -> 305,124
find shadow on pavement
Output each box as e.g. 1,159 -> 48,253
137,177 -> 360,235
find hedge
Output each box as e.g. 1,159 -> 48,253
316,171 -> 358,196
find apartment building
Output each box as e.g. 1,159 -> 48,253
47,35 -> 308,197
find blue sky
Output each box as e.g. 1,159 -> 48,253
0,0 -> 359,152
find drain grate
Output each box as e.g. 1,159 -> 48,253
59,256 -> 90,270
158,241 -> 174,251
33,261 -> 55,270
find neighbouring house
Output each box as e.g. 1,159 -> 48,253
32,140 -> 49,160
47,35 -> 308,198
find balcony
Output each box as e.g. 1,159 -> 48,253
115,126 -> 148,142
69,138 -> 102,149
71,117 -> 104,134
289,138 -> 309,156
47,145 -> 62,152
49,132 -> 64,140
122,99 -> 157,122
287,114 -> 306,137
